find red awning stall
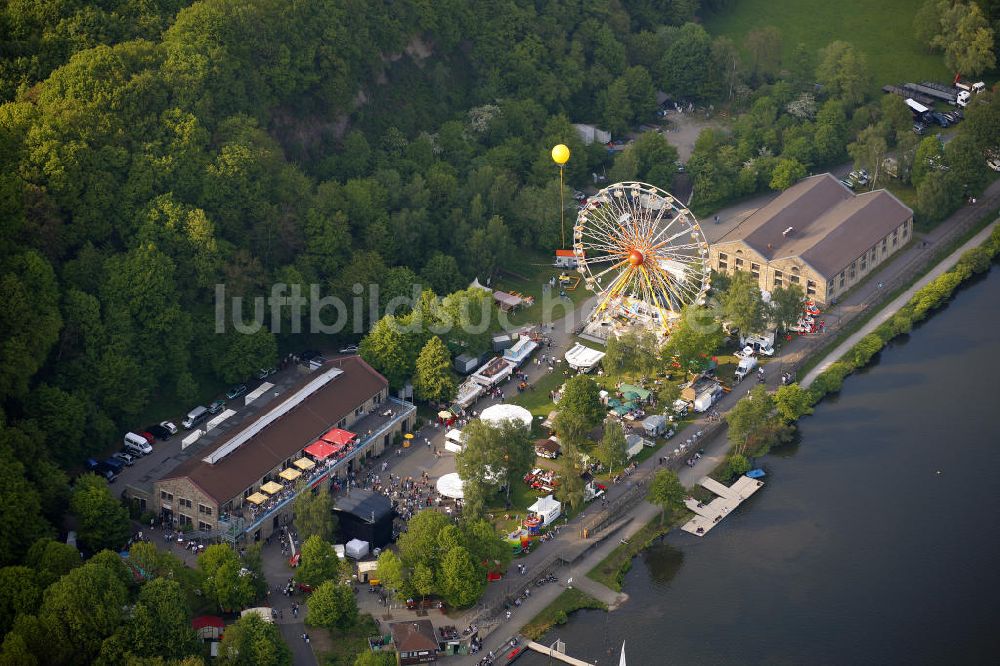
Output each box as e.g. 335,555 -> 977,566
321,428 -> 357,446
304,440 -> 337,461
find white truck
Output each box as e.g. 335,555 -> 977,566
740,329 -> 776,356
734,355 -> 758,382
693,385 -> 723,413
955,80 -> 985,107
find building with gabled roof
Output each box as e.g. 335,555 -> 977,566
153,355 -> 414,542
709,174 -> 913,304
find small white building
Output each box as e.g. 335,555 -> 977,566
527,495 -> 562,526
573,123 -> 612,145
554,249 -> 579,268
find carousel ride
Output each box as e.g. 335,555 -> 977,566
572,181 -> 711,340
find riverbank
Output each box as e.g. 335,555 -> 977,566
519,214 -> 1000,644
464,185 -> 1000,662
522,267 -> 1000,663
520,589 -> 607,641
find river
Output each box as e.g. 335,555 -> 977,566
527,267 -> 1000,665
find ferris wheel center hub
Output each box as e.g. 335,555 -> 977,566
628,250 -> 645,266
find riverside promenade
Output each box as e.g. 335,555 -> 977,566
801,216 -> 1000,387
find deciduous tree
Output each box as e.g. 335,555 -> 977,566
774,384 -> 815,423
769,284 -> 805,332
457,419 -> 534,505
768,158 -> 806,190
647,469 -> 685,525
558,376 -> 605,428
294,485 -> 337,543
816,41 -> 871,107
721,271 -> 767,338
218,613 -> 291,666
296,536 -> 344,589
726,385 -> 779,456
38,557 -> 129,663
595,420 -> 628,474
69,474 -> 130,553
306,581 -> 357,630
198,545 -> 257,612
438,545 -> 481,607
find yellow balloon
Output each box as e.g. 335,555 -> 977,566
551,144 -> 570,165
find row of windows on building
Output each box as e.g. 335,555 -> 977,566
716,253 -> 818,296
160,490 -> 213,516
716,221 -> 909,297
175,514 -> 213,531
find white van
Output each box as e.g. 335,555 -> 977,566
182,405 -> 209,429
123,432 -> 153,455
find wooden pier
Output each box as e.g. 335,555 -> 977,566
681,475 -> 764,537
525,641 -> 595,666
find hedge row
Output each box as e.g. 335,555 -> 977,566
801,223 -> 1000,407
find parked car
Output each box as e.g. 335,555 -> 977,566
208,399 -> 226,415
987,157 -> 1000,172
912,122 -> 926,135
226,384 -> 248,400
300,349 -> 321,362
123,433 -> 153,456
338,345 -> 359,354
145,424 -> 172,440
103,457 -> 125,475
930,112 -> 951,127
849,169 -> 870,186
256,367 -> 277,380
112,452 -> 136,466
182,405 -> 209,429
839,178 -> 855,189
138,431 -> 156,445
160,421 -> 178,435
85,458 -> 117,482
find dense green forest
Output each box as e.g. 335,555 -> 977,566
0,0 -> 997,663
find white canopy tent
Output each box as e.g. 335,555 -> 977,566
480,403 -> 533,429
436,473 -> 465,499
527,495 -> 562,526
345,538 -> 369,560
444,429 -> 466,453
564,343 -> 606,372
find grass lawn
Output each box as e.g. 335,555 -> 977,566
703,0 -> 951,96
313,614 -> 381,666
520,588 -> 607,641
586,518 -> 674,592
508,370 -> 566,417
493,250 -> 592,327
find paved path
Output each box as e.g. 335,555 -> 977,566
801,217 -> 1000,387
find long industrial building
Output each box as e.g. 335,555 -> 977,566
142,356 -> 413,543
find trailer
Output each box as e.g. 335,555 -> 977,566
905,82 -> 956,105
453,378 -> 484,410
881,85 -> 935,107
905,98 -> 930,116
471,356 -> 515,387
453,353 -> 479,375
693,386 -> 723,413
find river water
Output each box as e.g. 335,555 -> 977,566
528,267 -> 1000,665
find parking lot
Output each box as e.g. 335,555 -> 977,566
112,358 -> 333,505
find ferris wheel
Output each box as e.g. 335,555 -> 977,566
572,181 -> 710,328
